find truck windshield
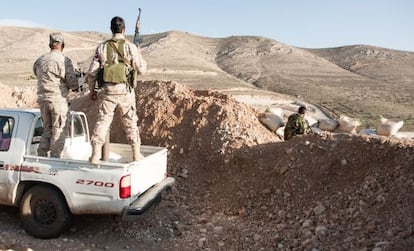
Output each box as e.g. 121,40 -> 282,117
71,115 -> 85,137
34,114 -> 87,139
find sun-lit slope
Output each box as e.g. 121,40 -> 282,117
306,45 -> 414,85
305,45 -> 414,128
137,31 -> 253,90
0,27 -> 102,86
215,36 -> 379,94
214,36 -> 414,129
0,27 -> 413,129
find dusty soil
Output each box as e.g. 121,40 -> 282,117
0,80 -> 413,251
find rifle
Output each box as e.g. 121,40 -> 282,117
74,68 -> 85,92
134,8 -> 142,45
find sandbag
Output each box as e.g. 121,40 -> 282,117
337,115 -> 360,133
276,126 -> 285,139
318,118 -> 338,132
392,132 -> 409,139
377,116 -> 404,136
259,112 -> 284,132
305,115 -> 318,127
310,127 -> 323,134
265,106 -> 284,118
359,128 -> 377,136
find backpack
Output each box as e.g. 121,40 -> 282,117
97,39 -> 137,90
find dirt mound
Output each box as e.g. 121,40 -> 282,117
71,80 -> 280,162
74,81 -> 413,250
0,83 -> 37,108
201,133 -> 414,250
135,81 -> 280,161
0,81 -> 413,250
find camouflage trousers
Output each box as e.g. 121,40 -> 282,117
91,90 -> 140,146
38,101 -> 69,157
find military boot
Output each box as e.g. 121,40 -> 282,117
89,144 -> 102,164
132,143 -> 144,162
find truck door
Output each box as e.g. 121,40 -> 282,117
0,116 -> 16,203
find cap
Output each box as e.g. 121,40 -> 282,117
49,32 -> 64,45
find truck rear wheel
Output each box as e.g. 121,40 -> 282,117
20,185 -> 73,239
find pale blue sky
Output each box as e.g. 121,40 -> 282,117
1,0 -> 413,51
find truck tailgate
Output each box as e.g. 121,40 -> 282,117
110,144 -> 169,198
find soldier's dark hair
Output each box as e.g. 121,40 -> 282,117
110,16 -> 125,34
298,106 -> 307,114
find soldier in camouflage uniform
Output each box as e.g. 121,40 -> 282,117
284,106 -> 311,140
86,16 -> 147,164
33,32 -> 80,157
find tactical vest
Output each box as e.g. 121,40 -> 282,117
102,39 -> 130,84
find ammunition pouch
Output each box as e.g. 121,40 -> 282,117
96,39 -> 138,91
103,63 -> 128,84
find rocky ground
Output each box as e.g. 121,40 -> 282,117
0,81 -> 413,251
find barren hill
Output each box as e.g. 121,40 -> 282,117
0,27 -> 413,130
213,36 -> 414,130
306,45 -> 414,85
307,45 -> 414,127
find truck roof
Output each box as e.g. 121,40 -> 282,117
0,108 -> 40,116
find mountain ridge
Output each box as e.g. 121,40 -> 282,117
0,26 -> 413,129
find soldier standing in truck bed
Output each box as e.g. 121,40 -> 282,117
33,32 -> 80,157
86,16 -> 147,164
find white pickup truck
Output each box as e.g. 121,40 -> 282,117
0,108 -> 175,239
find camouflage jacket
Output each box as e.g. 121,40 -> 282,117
284,113 -> 310,140
33,50 -> 79,103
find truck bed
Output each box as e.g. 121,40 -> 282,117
21,144 -> 169,215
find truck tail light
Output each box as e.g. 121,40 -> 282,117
119,174 -> 131,199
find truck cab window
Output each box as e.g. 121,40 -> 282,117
32,118 -> 43,144
0,116 -> 14,151
72,115 -> 84,137
69,114 -> 89,142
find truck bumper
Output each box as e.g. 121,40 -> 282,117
121,177 -> 175,221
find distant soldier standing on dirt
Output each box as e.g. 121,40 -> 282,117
284,106 -> 311,140
86,16 -> 147,164
33,32 -> 80,157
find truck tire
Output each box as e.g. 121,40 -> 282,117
19,185 -> 73,239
